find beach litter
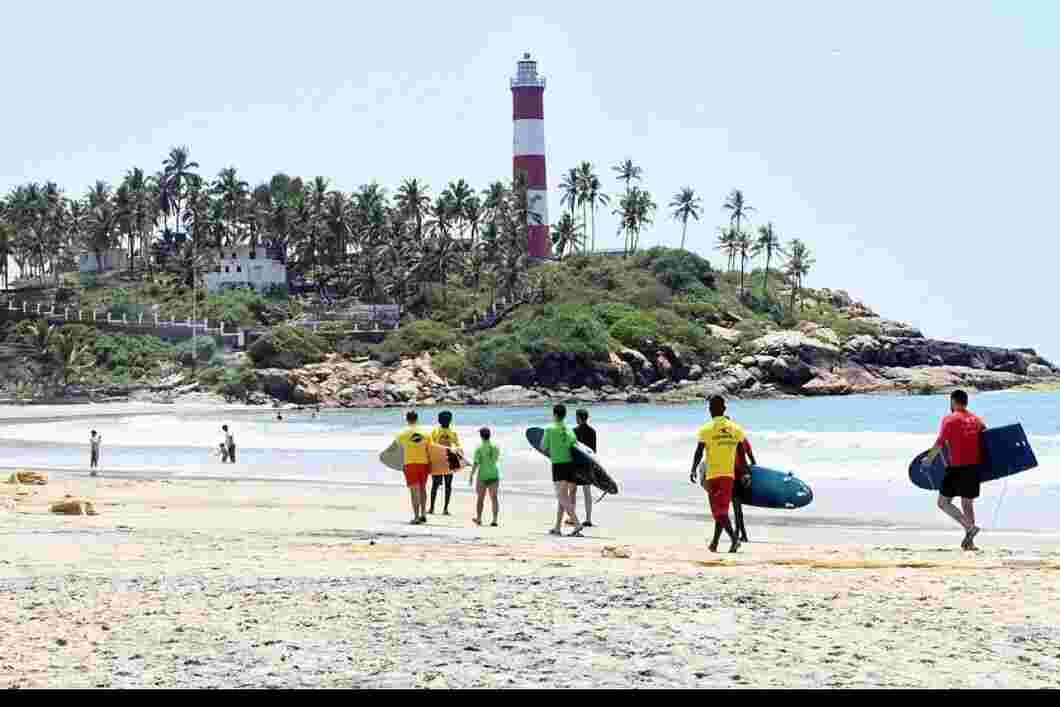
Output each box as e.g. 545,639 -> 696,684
50,496 -> 98,516
602,545 -> 633,559
6,470 -> 48,485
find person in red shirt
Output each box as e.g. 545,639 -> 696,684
733,435 -> 756,543
925,389 -> 986,550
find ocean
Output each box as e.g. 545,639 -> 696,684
1,390 -> 1058,531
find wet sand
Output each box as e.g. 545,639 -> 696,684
3,473 -> 1060,688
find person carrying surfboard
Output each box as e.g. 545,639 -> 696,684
571,408 -> 598,527
429,410 -> 463,516
924,389 -> 986,550
397,410 -> 432,525
543,404 -> 584,537
470,427 -> 501,527
689,395 -> 743,553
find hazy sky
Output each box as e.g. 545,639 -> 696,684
3,1 -> 1058,359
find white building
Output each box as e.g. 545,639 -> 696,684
204,247 -> 287,293
79,249 -> 128,273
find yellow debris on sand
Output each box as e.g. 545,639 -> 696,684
6,470 -> 48,485
50,496 -> 98,516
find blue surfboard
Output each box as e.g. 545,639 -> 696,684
738,465 -> 814,509
908,423 -> 1038,491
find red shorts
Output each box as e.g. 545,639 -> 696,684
707,477 -> 734,520
403,464 -> 430,488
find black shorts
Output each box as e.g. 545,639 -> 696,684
552,462 -> 577,484
941,465 -> 981,499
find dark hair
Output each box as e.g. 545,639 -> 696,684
480,427 -> 491,440
438,410 -> 453,427
91,430 -> 97,436
708,395 -> 726,416
553,404 -> 567,420
222,425 -> 228,431
406,410 -> 418,423
576,408 -> 589,422
951,389 -> 969,406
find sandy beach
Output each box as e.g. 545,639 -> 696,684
3,470 -> 1060,689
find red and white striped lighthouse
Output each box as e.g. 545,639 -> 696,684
511,52 -> 549,259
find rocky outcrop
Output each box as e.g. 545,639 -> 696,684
481,385 -> 546,406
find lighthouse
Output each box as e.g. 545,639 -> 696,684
511,53 -> 549,259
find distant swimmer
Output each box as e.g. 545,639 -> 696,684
277,413 -> 284,421
925,389 -> 986,550
571,408 -> 598,527
222,425 -> 236,464
732,429 -> 756,543
397,410 -> 431,524
429,410 -> 462,516
543,404 -> 583,537
215,443 -> 229,462
89,430 -> 102,476
690,395 -> 743,553
470,426 -> 501,527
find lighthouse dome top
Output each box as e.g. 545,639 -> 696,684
511,53 -> 546,89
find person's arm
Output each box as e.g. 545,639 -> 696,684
588,428 -> 597,454
926,419 -> 949,463
744,440 -> 756,467
690,442 -> 705,484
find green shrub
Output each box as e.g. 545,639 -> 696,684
464,335 -> 533,388
591,302 -> 639,328
609,312 -> 661,350
93,333 -> 177,381
176,336 -> 219,365
626,282 -> 672,309
672,298 -> 719,320
433,351 -> 468,384
636,247 -> 716,293
247,325 -> 327,369
197,366 -> 224,386
378,319 -> 459,358
515,304 -> 609,361
218,367 -> 258,401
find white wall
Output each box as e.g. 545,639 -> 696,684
79,249 -> 128,273
204,256 -> 286,293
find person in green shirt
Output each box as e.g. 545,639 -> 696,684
470,427 -> 501,527
542,404 -> 583,537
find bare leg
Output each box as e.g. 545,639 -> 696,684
553,482 -> 566,533
474,483 -> 485,524
429,476 -> 441,514
733,498 -> 747,541
408,487 -> 419,522
961,498 -> 980,548
555,482 -> 581,533
489,485 -> 499,524
417,483 -> 428,520
937,495 -> 971,530
583,485 -> 593,525
443,474 -> 453,515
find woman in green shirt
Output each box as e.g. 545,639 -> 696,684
470,427 -> 501,527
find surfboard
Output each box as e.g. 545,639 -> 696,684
428,444 -> 452,476
525,427 -> 620,496
908,423 -> 1038,491
736,465 -> 814,509
379,440 -> 404,472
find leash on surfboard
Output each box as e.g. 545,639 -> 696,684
992,478 -> 1009,530
595,491 -> 608,504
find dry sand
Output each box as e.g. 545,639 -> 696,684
2,473 -> 1060,688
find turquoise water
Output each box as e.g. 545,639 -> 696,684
1,390 -> 1057,529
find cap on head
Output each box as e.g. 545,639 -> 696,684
708,395 -> 726,417
406,410 -> 418,424
553,404 -> 567,420
439,410 -> 453,427
480,427 -> 491,440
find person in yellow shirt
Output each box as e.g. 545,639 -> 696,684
396,410 -> 431,524
689,395 -> 743,553
429,410 -> 463,516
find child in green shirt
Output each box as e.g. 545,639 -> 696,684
470,427 -> 501,527
542,404 -> 583,537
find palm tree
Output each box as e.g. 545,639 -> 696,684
612,159 -> 643,196
211,167 -> 249,248
162,146 -> 200,236
722,188 -> 754,249
735,229 -> 758,296
669,187 -> 702,250
49,330 -> 93,388
755,222 -> 785,297
559,167 -> 580,220
0,222 -> 12,288
306,176 -> 331,278
785,238 -> 816,314
395,178 -> 431,245
715,226 -> 739,272
614,187 -> 657,256
84,181 -> 118,272
579,166 -> 608,252
324,191 -> 351,266
121,167 -> 154,272
551,213 -> 583,259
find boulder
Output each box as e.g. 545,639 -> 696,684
256,369 -> 293,401
626,393 -> 650,404
482,385 -> 543,406
707,325 -> 741,343
646,379 -> 671,393
688,364 -> 704,381
654,353 -> 673,380
290,384 -> 321,405
751,331 -> 841,368
767,356 -> 814,387
801,371 -> 852,396
1027,363 -> 1053,378
618,347 -> 651,372
719,366 -> 757,393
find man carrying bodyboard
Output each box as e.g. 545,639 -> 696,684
924,389 -> 986,551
